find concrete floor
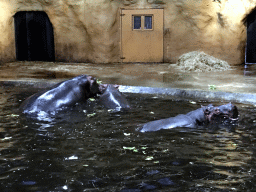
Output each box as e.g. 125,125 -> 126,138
0,61 -> 255,94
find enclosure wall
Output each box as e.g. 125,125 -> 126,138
0,0 -> 255,64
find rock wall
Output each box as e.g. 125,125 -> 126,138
162,0 -> 252,65
0,0 -> 255,64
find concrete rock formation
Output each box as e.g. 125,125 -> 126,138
0,0 -> 255,64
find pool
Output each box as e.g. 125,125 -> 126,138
0,84 -> 255,191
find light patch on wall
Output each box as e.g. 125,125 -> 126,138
224,0 -> 247,14
0,1 -> 12,46
0,2 -> 10,21
222,0 -> 247,27
136,0 -> 152,8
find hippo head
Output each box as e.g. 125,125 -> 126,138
86,76 -> 101,97
203,103 -> 238,123
217,103 -> 239,120
98,84 -> 131,110
98,84 -> 119,94
75,75 -> 101,98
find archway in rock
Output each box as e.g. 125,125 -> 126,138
246,8 -> 256,64
14,11 -> 55,61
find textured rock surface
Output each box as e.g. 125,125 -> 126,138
0,0 -> 255,64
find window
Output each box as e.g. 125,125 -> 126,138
133,15 -> 153,30
144,16 -> 152,29
133,16 -> 141,29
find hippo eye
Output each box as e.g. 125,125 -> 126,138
204,108 -> 210,115
214,108 -> 220,113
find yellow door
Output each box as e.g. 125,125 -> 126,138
121,9 -> 163,63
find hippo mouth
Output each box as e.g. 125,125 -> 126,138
86,76 -> 101,96
86,76 -> 120,96
207,105 -> 239,122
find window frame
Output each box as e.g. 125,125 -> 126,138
133,15 -> 142,30
132,14 -> 154,31
144,15 -> 153,30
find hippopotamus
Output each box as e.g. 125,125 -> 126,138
139,103 -> 238,132
98,84 -> 130,110
20,75 -> 102,114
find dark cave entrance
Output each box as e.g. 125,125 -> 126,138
14,11 -> 55,61
246,8 -> 256,64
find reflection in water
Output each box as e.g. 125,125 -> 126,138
197,130 -> 252,189
0,85 -> 255,191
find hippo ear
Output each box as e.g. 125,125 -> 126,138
101,84 -> 108,89
98,84 -> 108,93
201,105 -> 207,109
203,105 -> 215,115
113,84 -> 119,89
201,105 -> 209,113
201,104 -> 213,108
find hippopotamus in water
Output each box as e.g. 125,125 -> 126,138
139,103 -> 238,132
98,84 -> 130,110
20,75 -> 102,114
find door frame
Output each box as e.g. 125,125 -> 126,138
120,8 -> 164,63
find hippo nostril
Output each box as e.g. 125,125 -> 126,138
87,76 -> 95,82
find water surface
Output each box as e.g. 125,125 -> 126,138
0,85 -> 255,191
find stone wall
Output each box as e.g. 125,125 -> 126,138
0,0 -> 255,64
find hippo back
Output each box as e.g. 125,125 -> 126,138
19,75 -> 97,114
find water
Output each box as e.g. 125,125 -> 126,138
0,84 -> 256,191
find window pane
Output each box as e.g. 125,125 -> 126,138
133,16 -> 141,29
145,16 -> 152,29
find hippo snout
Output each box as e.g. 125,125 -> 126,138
216,103 -> 239,120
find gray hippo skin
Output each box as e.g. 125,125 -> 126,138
98,85 -> 130,110
139,103 -> 238,132
20,75 -> 101,113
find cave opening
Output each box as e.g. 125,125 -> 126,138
14,11 -> 55,61
246,7 -> 256,64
